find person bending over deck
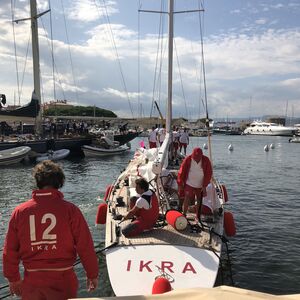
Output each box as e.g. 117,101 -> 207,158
122,178 -> 159,238
3,160 -> 99,300
177,147 -> 212,217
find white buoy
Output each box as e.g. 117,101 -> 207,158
203,143 -> 208,150
264,145 -> 269,152
228,144 -> 234,151
270,143 -> 275,149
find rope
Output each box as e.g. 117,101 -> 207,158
149,0 -> 166,118
138,1 -> 141,118
98,0 -> 134,118
10,0 -> 21,106
174,39 -> 188,118
0,241 -> 118,296
196,220 -> 235,286
38,7 -> 67,101
48,0 -> 56,101
20,35 -> 31,102
60,0 -> 79,103
0,293 -> 11,299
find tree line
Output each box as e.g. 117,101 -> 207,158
44,105 -> 117,118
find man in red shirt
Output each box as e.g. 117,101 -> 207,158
177,147 -> 212,216
3,160 -> 99,299
122,178 -> 159,237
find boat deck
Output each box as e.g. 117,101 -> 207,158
106,184 -> 223,252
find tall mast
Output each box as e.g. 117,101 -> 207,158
166,0 -> 174,134
30,0 -> 42,135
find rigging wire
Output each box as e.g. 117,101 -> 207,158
149,0 -> 166,119
48,0 -> 56,101
197,0 -> 208,121
96,0 -> 134,118
138,0 -> 141,118
37,7 -> 67,101
174,39 -> 188,119
19,34 -> 31,103
196,0 -> 214,164
10,0 -> 21,105
60,0 -> 79,103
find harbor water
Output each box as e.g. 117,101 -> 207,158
0,135 -> 299,298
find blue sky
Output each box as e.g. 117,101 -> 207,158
0,0 -> 299,120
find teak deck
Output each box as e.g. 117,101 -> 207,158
105,184 -> 222,252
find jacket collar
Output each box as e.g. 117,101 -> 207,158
32,189 -> 63,201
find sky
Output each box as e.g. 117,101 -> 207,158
0,0 -> 300,120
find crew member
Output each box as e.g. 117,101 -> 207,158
148,126 -> 158,148
122,178 -> 159,237
177,147 -> 212,216
3,160 -> 99,299
158,124 -> 166,146
179,128 -> 189,155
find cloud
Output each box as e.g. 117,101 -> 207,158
67,0 -> 118,23
280,78 -> 300,88
255,18 -> 268,25
1,1 -> 300,119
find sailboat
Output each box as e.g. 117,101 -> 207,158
99,1 -> 235,296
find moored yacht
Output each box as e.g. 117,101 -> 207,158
243,121 -> 297,136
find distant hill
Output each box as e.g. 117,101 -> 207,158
44,105 -> 117,118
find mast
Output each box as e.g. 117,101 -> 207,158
166,0 -> 174,134
30,0 -> 42,135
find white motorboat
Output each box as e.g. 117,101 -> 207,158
82,136 -> 130,157
289,136 -> 300,143
99,2 -> 235,297
35,149 -> 70,162
0,146 -> 31,166
82,144 -> 130,157
243,121 -> 297,136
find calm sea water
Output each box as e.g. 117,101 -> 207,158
0,135 -> 299,298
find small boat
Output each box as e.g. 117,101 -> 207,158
35,149 -> 70,162
82,137 -> 130,157
0,146 -> 31,166
289,136 -> 300,143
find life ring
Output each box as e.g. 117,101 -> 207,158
224,211 -> 236,237
95,203 -> 108,225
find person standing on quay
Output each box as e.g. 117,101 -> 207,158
3,160 -> 99,299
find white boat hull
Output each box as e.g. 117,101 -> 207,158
82,145 -> 129,157
106,244 -> 220,296
0,146 -> 31,166
243,129 -> 294,136
243,121 -> 296,136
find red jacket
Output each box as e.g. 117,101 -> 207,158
3,189 -> 98,282
177,154 -> 212,189
135,191 -> 159,230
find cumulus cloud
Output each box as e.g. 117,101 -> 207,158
67,0 -> 118,23
0,0 -> 300,119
